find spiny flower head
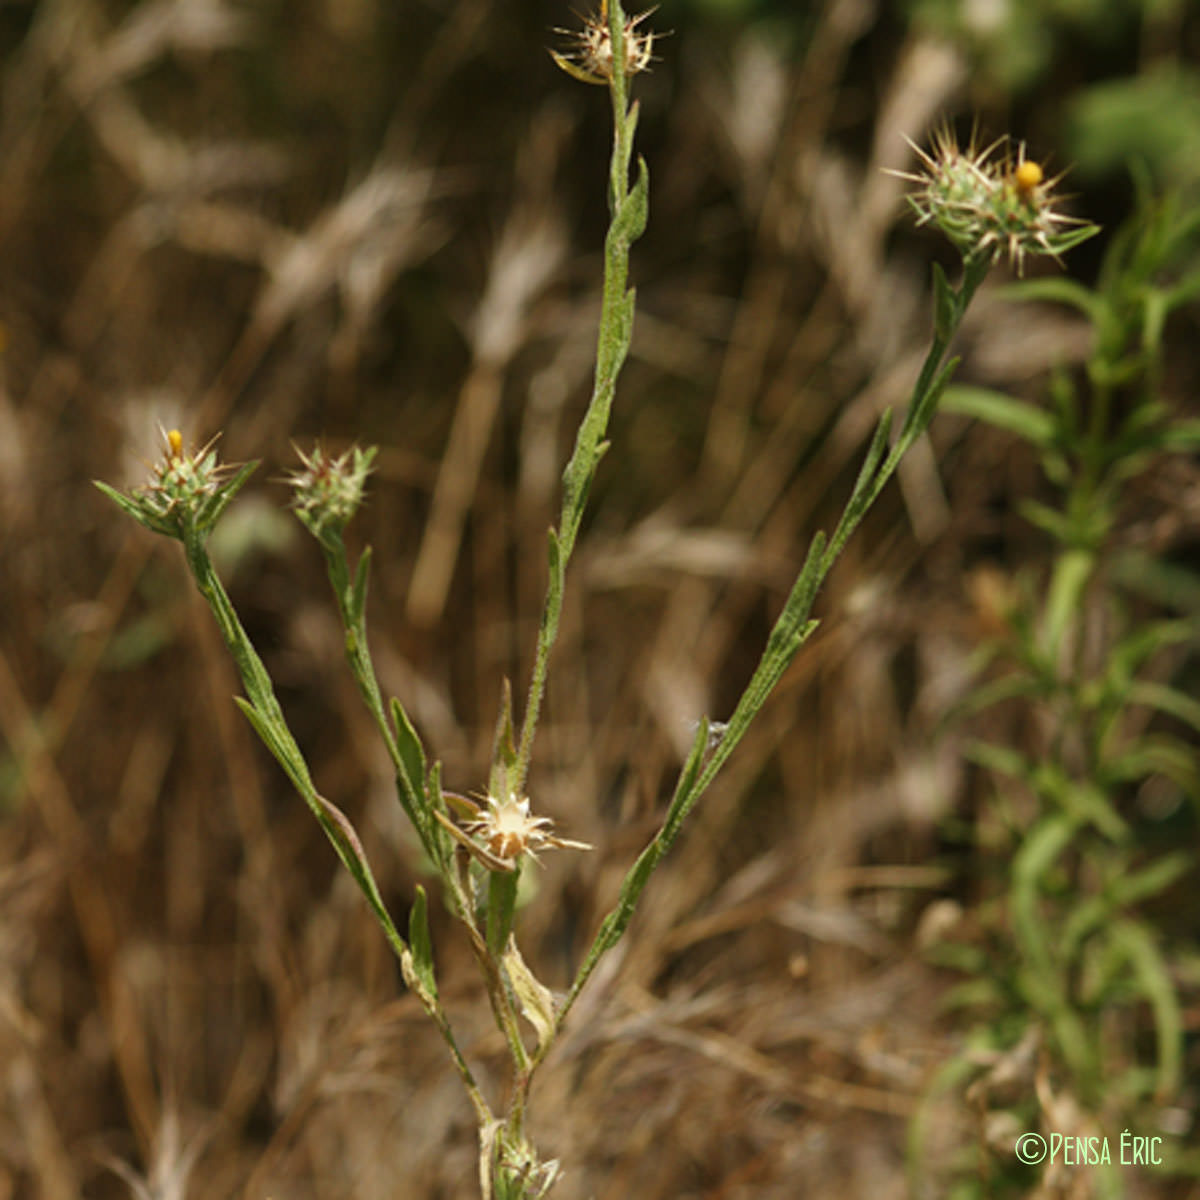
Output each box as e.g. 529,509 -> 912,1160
551,1 -> 657,86
286,442 -> 376,546
152,428 -> 228,510
894,126 -> 1098,275
95,428 -> 255,544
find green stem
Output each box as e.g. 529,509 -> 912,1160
320,534 -> 435,854
531,249 -> 991,1067
515,0 -> 644,794
316,533 -> 489,941
180,531 -> 489,1128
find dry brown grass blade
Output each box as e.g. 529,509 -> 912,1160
0,645 -> 160,1158
407,109 -> 570,628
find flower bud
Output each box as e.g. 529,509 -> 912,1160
287,443 -> 377,546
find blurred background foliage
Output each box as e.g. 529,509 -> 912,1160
0,0 -> 1198,1197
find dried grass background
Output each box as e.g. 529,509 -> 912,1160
0,1 -> 1197,1198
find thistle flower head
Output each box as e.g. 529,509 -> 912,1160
286,443 -> 376,546
551,2 -> 658,86
95,428 -> 255,544
893,126 -> 1098,274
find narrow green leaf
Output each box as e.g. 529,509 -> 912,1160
998,277 -> 1099,320
390,697 -> 428,816
1143,287 -> 1168,354
938,976 -> 1006,1010
1159,417 -> 1200,452
545,527 -> 563,597
237,696 -> 406,964
487,867 -> 520,959
563,719 -> 712,1022
93,481 -> 161,530
427,761 -> 445,811
912,354 -> 961,437
950,673 -> 1047,721
907,1054 -> 979,1192
1111,920 -> 1183,1099
1061,894 -> 1109,959
844,411 -> 893,518
962,738 -> 1031,781
489,678 -> 519,797
1111,853 -> 1192,909
1050,223 -> 1102,256
309,791 -> 408,962
1062,779 -> 1128,842
1043,548 -> 1094,662
941,386 -> 1057,448
234,697 -> 311,797
197,459 -> 259,531
618,286 -> 637,352
1011,815 -> 1077,978
615,154 -> 649,244
931,262 -> 956,342
515,527 -> 565,790
1111,549 -> 1200,610
777,532 -> 826,649
623,99 -> 640,148
660,716 -> 712,847
1104,735 -> 1200,799
1018,498 -> 1076,543
1107,620 -> 1194,686
351,546 -> 372,629
408,885 -> 438,997
1128,681 -> 1200,736
1163,262 -> 1200,316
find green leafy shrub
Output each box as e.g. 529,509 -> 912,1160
912,183 -> 1200,1197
